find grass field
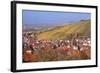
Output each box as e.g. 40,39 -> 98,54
37,20 -> 90,40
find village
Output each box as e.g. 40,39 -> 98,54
23,32 -> 91,62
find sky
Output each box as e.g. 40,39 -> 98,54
22,10 -> 91,26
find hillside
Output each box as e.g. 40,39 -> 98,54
37,20 -> 91,40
